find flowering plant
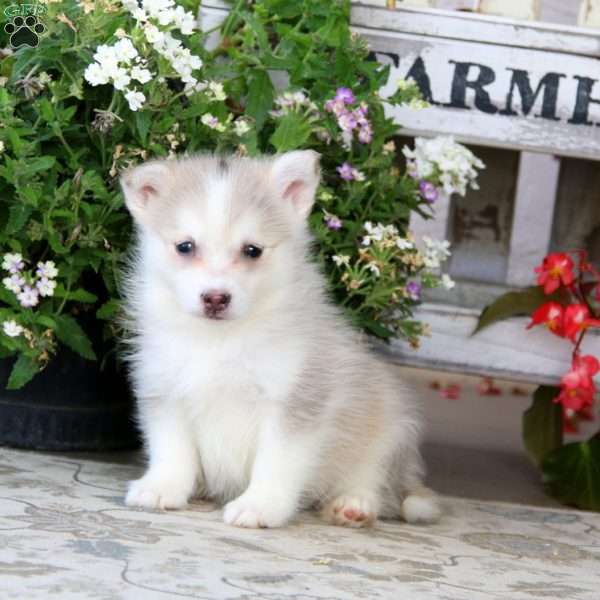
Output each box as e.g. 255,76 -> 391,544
0,0 -> 483,389
477,250 -> 600,511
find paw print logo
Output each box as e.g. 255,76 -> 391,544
4,15 -> 46,49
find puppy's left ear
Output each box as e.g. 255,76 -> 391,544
271,150 -> 321,219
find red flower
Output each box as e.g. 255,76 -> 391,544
556,354 -> 599,412
526,302 -> 565,337
534,253 -> 575,294
561,407 -> 579,434
562,304 -> 600,342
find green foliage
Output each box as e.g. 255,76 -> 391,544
543,439 -> 600,511
0,0 -> 455,388
474,287 -> 564,334
522,386 -> 563,467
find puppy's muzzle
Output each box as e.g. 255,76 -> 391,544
201,290 -> 231,319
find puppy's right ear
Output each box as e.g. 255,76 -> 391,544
120,161 -> 171,224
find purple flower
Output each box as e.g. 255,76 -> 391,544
325,215 -> 343,230
354,103 -> 369,121
406,281 -> 421,301
338,111 -> 358,132
358,123 -> 373,144
17,285 -> 39,308
419,180 -> 439,203
337,162 -> 355,181
335,87 -> 355,105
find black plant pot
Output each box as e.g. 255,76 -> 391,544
0,349 -> 141,451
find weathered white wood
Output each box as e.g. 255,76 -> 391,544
505,153 -> 560,287
359,23 -> 600,160
197,4 -> 227,51
479,0 -> 539,21
410,192 -> 451,247
359,0 -> 434,6
351,4 -> 600,55
540,0 -> 580,25
446,146 -> 519,284
579,0 -> 600,27
383,303 -> 600,385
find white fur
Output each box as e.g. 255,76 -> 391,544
120,152 -> 440,528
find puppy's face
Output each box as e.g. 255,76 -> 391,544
121,152 -> 320,322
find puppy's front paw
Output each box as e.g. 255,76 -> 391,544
125,475 -> 191,510
223,489 -> 294,529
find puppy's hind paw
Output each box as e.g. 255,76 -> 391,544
125,476 -> 190,510
321,494 -> 377,528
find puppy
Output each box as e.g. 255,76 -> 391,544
120,151 -> 440,528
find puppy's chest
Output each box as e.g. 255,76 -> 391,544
152,332 -> 301,402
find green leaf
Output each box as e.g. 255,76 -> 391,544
6,204 -> 33,235
245,70 -> 274,131
96,299 -> 120,320
523,386 -> 563,467
543,439 -> 600,511
6,354 -> 39,390
135,111 -> 152,145
269,112 -> 312,152
474,286 -> 563,335
53,314 -> 97,360
54,286 -> 98,304
0,285 -> 19,308
363,319 -> 394,339
20,156 -> 55,176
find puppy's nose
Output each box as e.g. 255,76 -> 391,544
201,290 -> 231,315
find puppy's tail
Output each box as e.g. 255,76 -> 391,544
400,486 -> 441,524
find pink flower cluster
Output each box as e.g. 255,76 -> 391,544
325,87 -> 373,144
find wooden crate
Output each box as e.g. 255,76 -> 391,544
200,0 -> 600,383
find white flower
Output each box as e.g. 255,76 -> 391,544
114,38 -> 138,63
36,277 -> 56,297
362,222 -> 400,247
332,254 -> 351,268
131,66 -> 152,84
201,113 -> 226,132
124,89 -> 146,112
0,141 -> 4,153
184,80 -> 207,96
171,4 -> 196,35
271,91 -> 314,117
37,261 -> 58,279
396,237 -> 414,250
397,77 -> 417,91
2,320 -> 23,338
422,236 -> 452,269
403,136 -> 485,197
111,67 -> 131,91
143,23 -> 164,44
84,62 -> 109,86
94,44 -> 120,69
233,119 -> 251,136
208,81 -> 226,102
2,253 -> 24,273
2,274 -> 24,294
440,274 -> 456,290
17,285 -> 39,308
367,263 -> 381,277
382,141 -> 396,155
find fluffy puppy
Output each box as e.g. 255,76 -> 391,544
120,151 -> 440,528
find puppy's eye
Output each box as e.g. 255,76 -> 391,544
242,244 -> 263,259
175,241 -> 195,256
